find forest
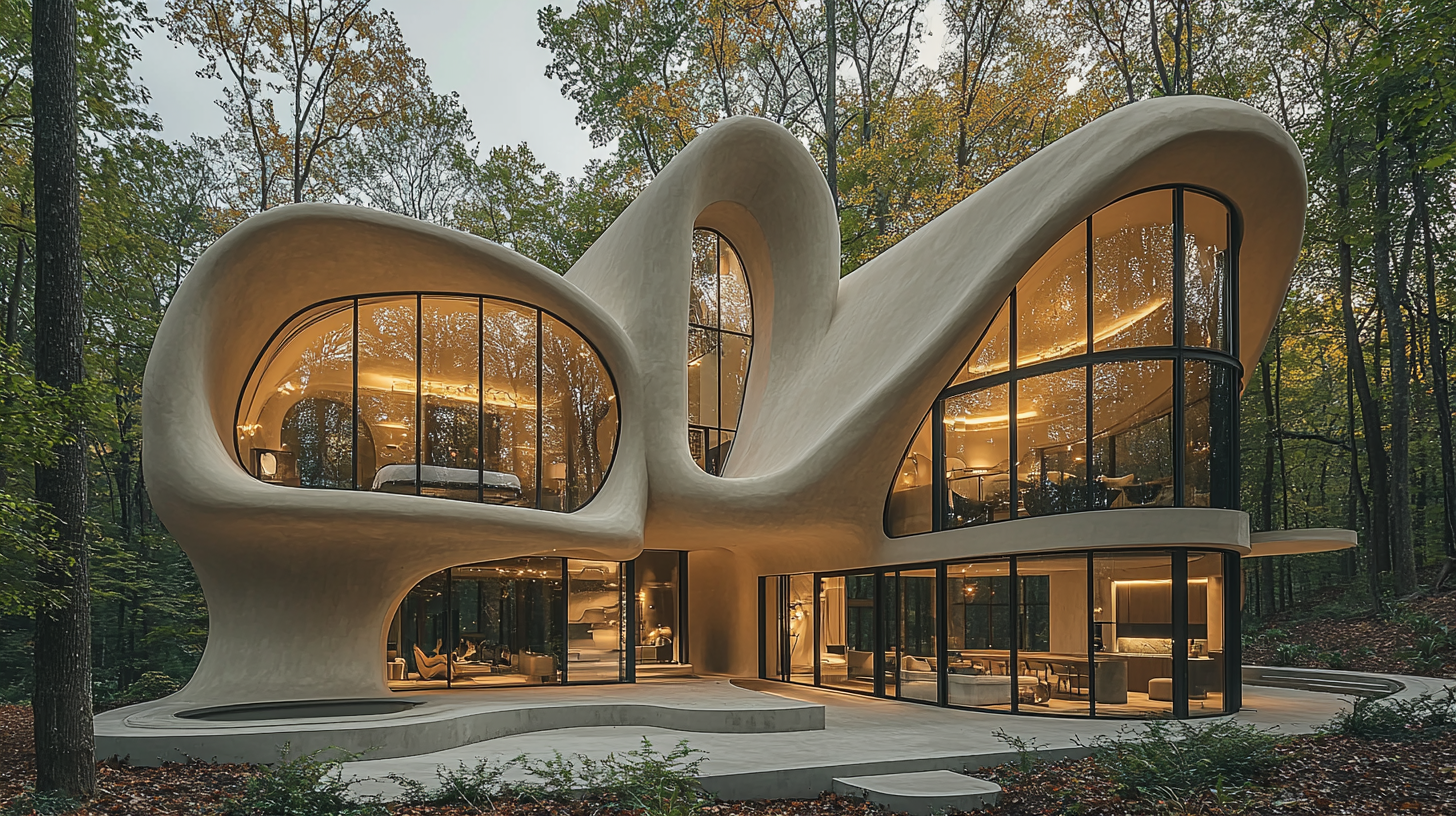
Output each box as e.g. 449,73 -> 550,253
0,0 -> 1452,709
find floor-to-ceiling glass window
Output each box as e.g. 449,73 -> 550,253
888,568 -> 939,703
566,560 -> 625,683
688,229 -> 753,475
237,295 -> 617,512
388,557 -> 567,690
787,573 -> 815,684
1093,551 -> 1175,716
762,547 -> 1235,719
633,550 -> 686,666
817,573 -> 876,694
946,560 -> 1014,709
885,186 -> 1239,536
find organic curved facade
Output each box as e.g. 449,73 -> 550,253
136,96 -> 1345,726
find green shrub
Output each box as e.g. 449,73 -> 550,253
1273,642 -> 1314,666
1322,689 -> 1456,741
992,728 -> 1047,774
1089,720 -> 1282,797
512,738 -> 710,816
225,747 -> 386,816
1,790 -> 81,816
389,757 -> 511,809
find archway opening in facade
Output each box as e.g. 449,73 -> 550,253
688,229 -> 753,474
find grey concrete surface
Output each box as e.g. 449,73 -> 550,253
338,674 -> 1435,801
833,771 -> 1003,814
95,679 -> 821,767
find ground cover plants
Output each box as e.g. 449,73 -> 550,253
1243,590 -> 1456,678
3,697 -> 1456,814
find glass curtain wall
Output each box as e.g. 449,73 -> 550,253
886,187 -> 1239,536
688,229 -> 753,474
633,550 -> 686,665
238,295 -> 618,512
389,557 -> 636,690
762,548 -> 1233,718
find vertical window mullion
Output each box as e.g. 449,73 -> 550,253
352,299 -> 359,491
1008,555 -> 1019,714
536,310 -> 543,510
1008,290 -> 1018,520
1085,219 -> 1094,510
1173,190 -> 1186,506
477,298 -> 485,504
937,562 -> 948,707
1173,549 -> 1190,718
716,234 -> 723,475
415,294 -> 422,497
932,399 -> 946,531
1087,551 -> 1096,716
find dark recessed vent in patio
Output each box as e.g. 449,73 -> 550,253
176,698 -> 423,722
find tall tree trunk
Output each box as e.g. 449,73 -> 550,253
1415,166 -> 1456,559
1259,358 -> 1276,615
1372,109 -> 1416,595
1335,139 -> 1391,575
825,0 -> 838,209
31,0 -> 95,797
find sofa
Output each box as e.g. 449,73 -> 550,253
901,669 -> 1038,706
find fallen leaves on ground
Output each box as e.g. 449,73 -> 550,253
3,705 -> 1454,814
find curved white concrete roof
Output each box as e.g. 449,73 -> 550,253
143,95 -> 1305,702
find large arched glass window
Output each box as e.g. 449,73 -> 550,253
887,187 -> 1238,537
237,295 -> 619,513
688,229 -> 753,475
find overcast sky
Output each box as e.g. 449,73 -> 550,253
130,1 -> 950,178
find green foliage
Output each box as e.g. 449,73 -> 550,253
0,789 -> 83,816
1272,642 -> 1314,667
992,727 -> 1048,774
388,757 -> 512,809
1322,689 -> 1456,742
393,738 -> 710,816
513,738 -> 711,816
1089,720 -> 1283,798
224,748 -> 386,816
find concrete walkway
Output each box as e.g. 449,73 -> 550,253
344,672 -> 1449,800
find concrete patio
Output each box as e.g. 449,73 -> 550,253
341,670 -> 1452,800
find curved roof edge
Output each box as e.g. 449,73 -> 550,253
1246,528 -> 1358,557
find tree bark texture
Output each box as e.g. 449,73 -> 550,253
1415,167 -> 1456,559
1335,140 -> 1391,575
1372,110 -> 1416,595
31,0 -> 95,796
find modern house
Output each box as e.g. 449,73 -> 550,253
141,95 -> 1353,724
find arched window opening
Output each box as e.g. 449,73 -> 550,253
688,229 -> 753,475
887,187 -> 1239,536
237,294 -> 619,513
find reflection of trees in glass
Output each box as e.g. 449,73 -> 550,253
483,304 -> 539,501
1094,192 -> 1174,350
240,296 -> 618,512
281,397 -> 357,488
543,315 -> 616,511
242,304 -> 353,472
688,229 -> 752,474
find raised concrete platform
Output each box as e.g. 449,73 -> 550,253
343,670 -> 1455,801
94,679 -> 822,767
833,771 -> 1001,814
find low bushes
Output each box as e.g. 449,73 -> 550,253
1086,720 -> 1283,798
1322,688 -> 1456,741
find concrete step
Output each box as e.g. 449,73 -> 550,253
832,770 -> 1001,815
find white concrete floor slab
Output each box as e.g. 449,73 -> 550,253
342,676 -> 1390,800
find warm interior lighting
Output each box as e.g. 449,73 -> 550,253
1112,578 -> 1210,586
942,409 -> 1038,427
356,373 -> 536,409
1011,298 -> 1167,367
